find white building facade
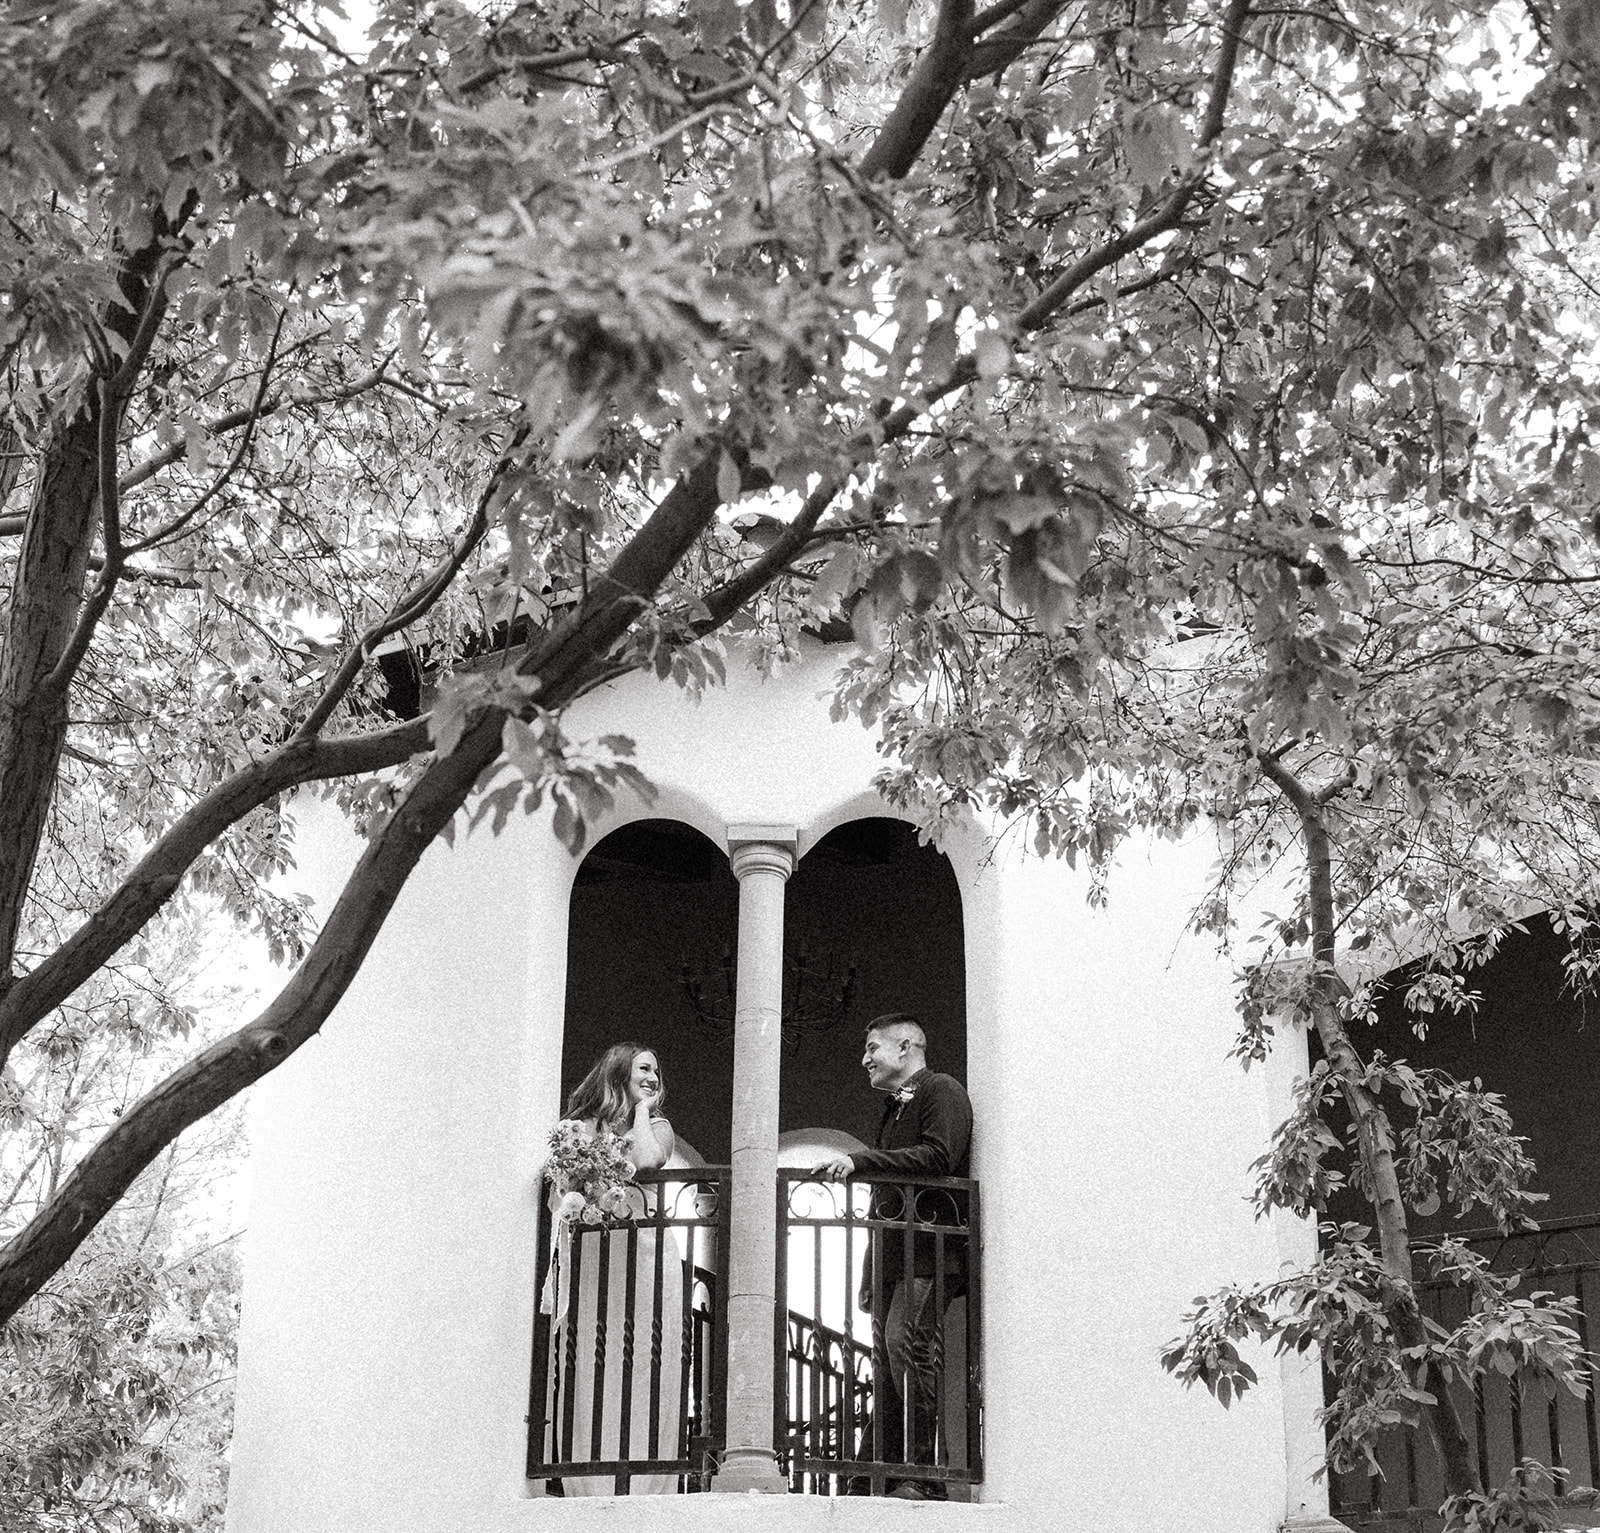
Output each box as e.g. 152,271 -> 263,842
224,641 -> 1339,1533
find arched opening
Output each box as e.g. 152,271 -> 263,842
777,816 -> 973,1495
536,820 -> 738,1495
1323,914 -> 1600,1521
546,812 -> 977,1496
561,818 -> 739,1163
560,815 -> 968,1156
781,816 -> 967,1139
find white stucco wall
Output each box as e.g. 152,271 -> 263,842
226,643 -> 1308,1533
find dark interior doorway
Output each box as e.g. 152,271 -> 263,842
561,819 -> 739,1163
1324,912 -> 1600,1232
780,818 -> 967,1149
561,816 -> 967,1164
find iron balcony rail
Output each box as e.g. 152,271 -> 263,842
1329,1213 -> 1600,1529
527,1167 -> 729,1494
776,1169 -> 983,1497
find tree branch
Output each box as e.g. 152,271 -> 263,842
1017,0 -> 1252,332
123,308 -> 288,556
972,0 -> 1039,31
106,251 -> 182,398
0,711 -> 497,1324
0,715 -> 431,1067
290,421 -> 528,743
0,431 -> 735,1325
455,34 -> 640,96
965,0 -> 1070,79
117,364 -> 392,499
859,0 -> 976,181
550,1 -> 1254,716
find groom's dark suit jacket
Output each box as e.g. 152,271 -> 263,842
849,1067 -> 972,1294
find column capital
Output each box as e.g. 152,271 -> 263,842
727,825 -> 797,882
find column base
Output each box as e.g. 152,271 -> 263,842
1284,1517 -> 1357,1533
713,1447 -> 790,1494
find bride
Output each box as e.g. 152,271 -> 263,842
544,1043 -> 686,1495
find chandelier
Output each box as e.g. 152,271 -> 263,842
678,941 -> 857,1053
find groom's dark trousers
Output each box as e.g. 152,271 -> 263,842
849,1066 -> 972,1476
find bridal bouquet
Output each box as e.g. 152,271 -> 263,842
546,1120 -> 637,1226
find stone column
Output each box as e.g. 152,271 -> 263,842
714,825 -> 797,1494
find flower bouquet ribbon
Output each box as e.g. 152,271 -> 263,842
539,1121 -> 638,1321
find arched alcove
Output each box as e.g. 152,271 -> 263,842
561,818 -> 739,1163
1320,916 -> 1600,1520
780,816 -> 967,1147
1324,912 -> 1600,1231
561,815 -> 967,1162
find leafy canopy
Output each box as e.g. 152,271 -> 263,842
7,2 -> 1600,1519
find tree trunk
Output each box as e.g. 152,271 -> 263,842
0,225 -> 176,989
1257,752 -> 1476,1501
0,405 -> 104,983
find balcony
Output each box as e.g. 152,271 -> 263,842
1328,1214 -> 1600,1530
527,1168 -> 728,1493
526,1168 -> 982,1496
777,1170 -> 982,1497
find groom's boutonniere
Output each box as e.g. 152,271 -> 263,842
893,1085 -> 917,1104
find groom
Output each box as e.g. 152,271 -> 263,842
817,1013 -> 973,1499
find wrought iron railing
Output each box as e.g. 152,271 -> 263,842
1329,1215 -> 1600,1528
527,1167 -> 729,1493
775,1170 -> 983,1496
783,1306 -> 876,1488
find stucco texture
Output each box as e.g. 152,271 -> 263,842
225,642 -> 1305,1533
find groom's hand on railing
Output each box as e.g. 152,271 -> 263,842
815,1152 -> 855,1181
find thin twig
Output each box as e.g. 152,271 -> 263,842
115,356 -> 396,499
107,253 -> 181,396
456,34 -> 642,95
124,309 -> 289,555
289,420 -> 530,742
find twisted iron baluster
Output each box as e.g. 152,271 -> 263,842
590,1227 -> 610,1468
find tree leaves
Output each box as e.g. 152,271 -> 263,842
717,449 -> 742,506
1122,102 -> 1192,192
0,903 -> 243,1531
6,10 -> 1600,1500
973,329 -> 1011,380
471,711 -> 656,856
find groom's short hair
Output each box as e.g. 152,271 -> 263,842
866,1013 -> 926,1052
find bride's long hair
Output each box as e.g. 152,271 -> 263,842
564,1042 -> 665,1132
